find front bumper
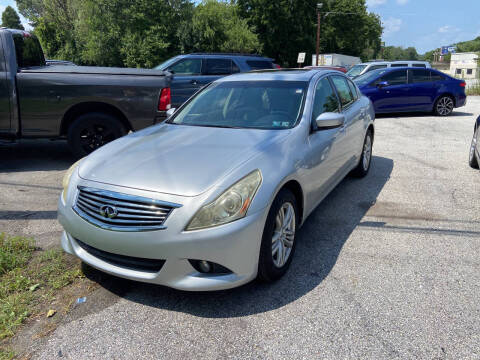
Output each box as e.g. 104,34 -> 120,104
58,181 -> 268,291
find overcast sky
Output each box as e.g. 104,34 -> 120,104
1,0 -> 479,54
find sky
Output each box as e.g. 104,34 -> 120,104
1,0 -> 479,54
366,0 -> 480,53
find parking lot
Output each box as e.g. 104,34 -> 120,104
1,98 -> 479,359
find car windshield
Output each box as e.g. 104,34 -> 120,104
154,56 -> 180,70
354,68 -> 390,86
170,81 -> 307,129
346,64 -> 367,78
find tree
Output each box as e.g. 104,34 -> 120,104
237,0 -> 382,67
382,46 -> 419,61
1,5 -> 25,30
179,0 -> 261,54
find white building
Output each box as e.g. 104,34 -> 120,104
449,52 -> 479,79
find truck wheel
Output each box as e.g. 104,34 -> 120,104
67,112 -> 127,158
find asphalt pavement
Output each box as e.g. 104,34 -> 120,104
1,98 -> 479,359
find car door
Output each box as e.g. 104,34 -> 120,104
370,69 -> 409,112
0,36 -> 11,133
305,76 -> 346,205
407,68 -> 437,111
167,58 -> 203,108
330,75 -> 363,168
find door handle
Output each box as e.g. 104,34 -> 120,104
190,80 -> 198,85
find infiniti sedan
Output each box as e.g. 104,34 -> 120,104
58,69 -> 375,291
469,115 -> 479,169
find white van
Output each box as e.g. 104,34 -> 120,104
346,60 -> 431,78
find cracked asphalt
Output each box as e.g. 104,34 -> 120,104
1,98 -> 479,359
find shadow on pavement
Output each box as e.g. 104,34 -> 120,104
0,139 -> 75,173
375,111 -> 473,118
83,155 -> 394,317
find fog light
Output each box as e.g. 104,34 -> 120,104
198,260 -> 211,273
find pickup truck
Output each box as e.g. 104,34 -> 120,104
0,28 -> 172,157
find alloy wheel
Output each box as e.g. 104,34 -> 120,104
436,97 -> 454,116
271,202 -> 296,268
363,134 -> 372,171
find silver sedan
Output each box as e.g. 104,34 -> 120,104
58,69 -> 375,291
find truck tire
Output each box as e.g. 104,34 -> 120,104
67,112 -> 127,158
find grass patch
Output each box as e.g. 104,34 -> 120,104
0,348 -> 15,360
0,233 -> 82,339
466,81 -> 480,96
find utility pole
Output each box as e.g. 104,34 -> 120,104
316,3 -> 323,66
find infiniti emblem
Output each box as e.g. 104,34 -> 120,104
99,205 -> 118,219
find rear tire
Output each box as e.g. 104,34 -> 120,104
469,127 -> 479,169
257,189 -> 298,282
351,130 -> 373,178
67,112 -> 127,158
434,95 -> 454,116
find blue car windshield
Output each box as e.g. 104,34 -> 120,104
354,68 -> 390,87
169,81 -> 308,130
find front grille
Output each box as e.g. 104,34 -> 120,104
73,186 -> 181,232
76,239 -> 165,273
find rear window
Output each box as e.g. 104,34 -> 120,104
205,59 -> 233,75
246,60 -> 274,70
411,69 -> 431,83
12,33 -> 45,68
431,71 -> 446,81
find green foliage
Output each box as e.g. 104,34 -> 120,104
238,0 -> 382,66
1,5 -> 24,30
0,234 -> 82,339
0,234 -> 34,276
18,0 -> 382,67
179,0 -> 261,54
382,46 -> 419,61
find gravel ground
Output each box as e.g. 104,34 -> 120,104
1,98 -> 479,359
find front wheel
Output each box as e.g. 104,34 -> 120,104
434,95 -> 454,116
257,189 -> 298,282
469,127 -> 479,169
67,112 -> 127,158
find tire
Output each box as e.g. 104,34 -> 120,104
434,95 -> 454,116
67,112 -> 127,158
257,189 -> 298,282
469,127 -> 479,169
351,130 -> 373,178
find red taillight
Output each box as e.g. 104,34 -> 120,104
460,82 -> 466,88
274,63 -> 281,69
158,87 -> 171,111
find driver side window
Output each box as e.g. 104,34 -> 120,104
312,77 -> 341,122
169,58 -> 202,75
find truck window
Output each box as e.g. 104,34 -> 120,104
12,33 -> 45,68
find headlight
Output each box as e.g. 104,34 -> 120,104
62,159 -> 83,202
186,170 -> 262,231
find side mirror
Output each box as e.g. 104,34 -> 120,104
315,112 -> 345,130
376,81 -> 389,88
166,108 -> 176,118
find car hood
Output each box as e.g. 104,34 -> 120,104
79,124 -> 289,197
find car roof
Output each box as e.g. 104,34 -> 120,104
0,28 -> 32,36
175,53 -> 275,61
357,60 -> 429,66
215,69 -> 336,82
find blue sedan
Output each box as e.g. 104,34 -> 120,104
354,67 -> 467,116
